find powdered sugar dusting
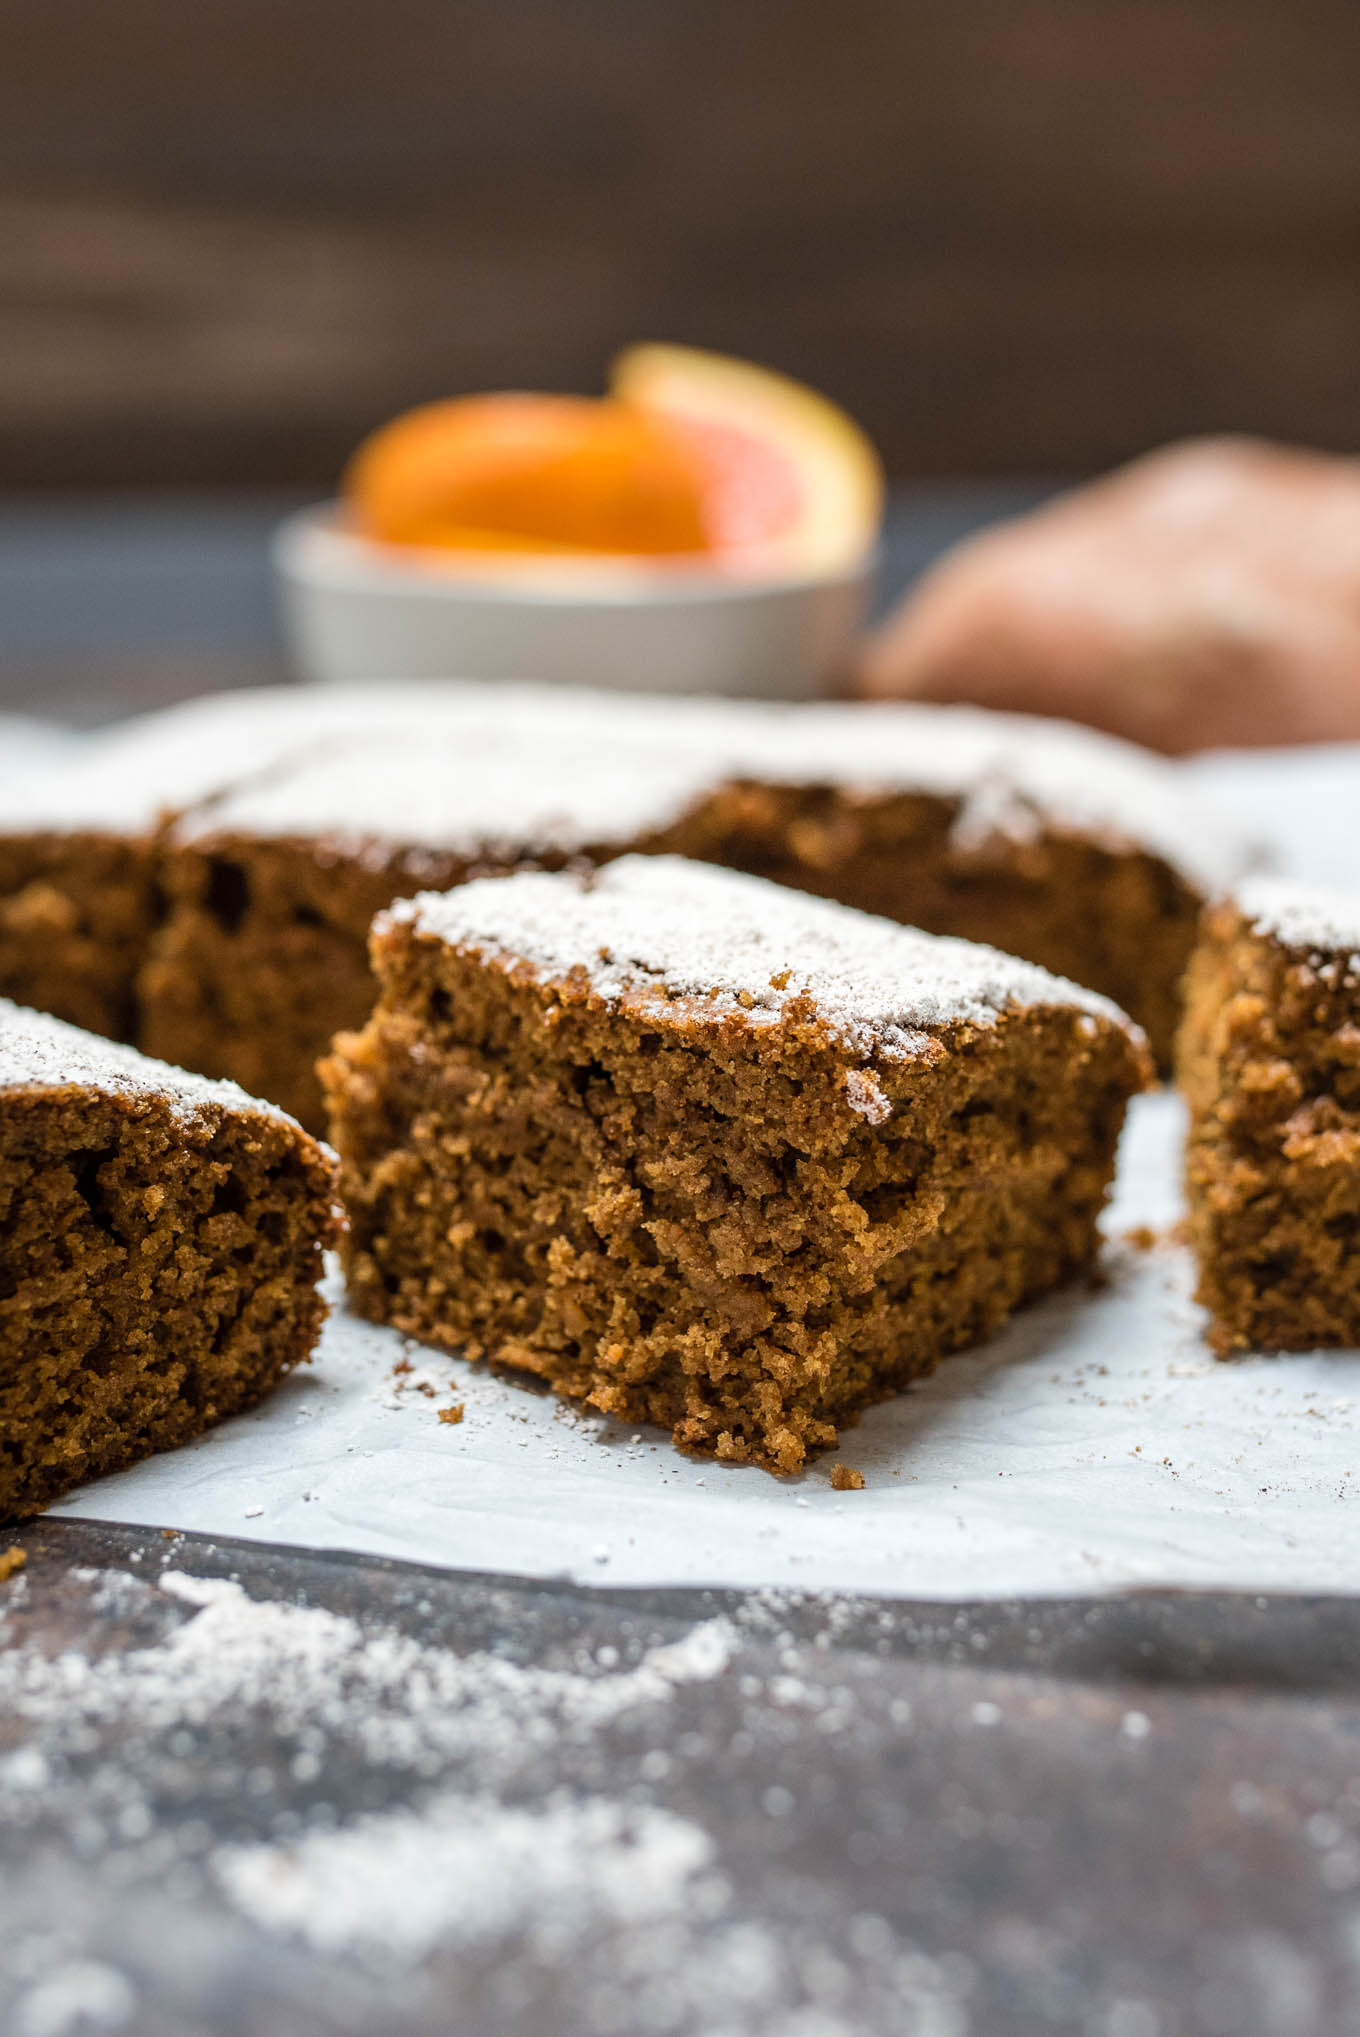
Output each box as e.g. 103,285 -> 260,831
0,998 -> 304,1132
174,727 -> 724,864
0,682 -> 526,838
395,854 -> 1140,1059
162,681 -> 1243,891
1238,874 -> 1360,962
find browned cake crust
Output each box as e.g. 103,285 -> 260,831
0,1004 -> 339,1518
1179,882 -> 1360,1355
323,859 -> 1148,1472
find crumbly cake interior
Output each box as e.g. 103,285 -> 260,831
139,837 -> 477,1130
0,1012 -> 337,1518
0,832 -> 158,1041
1179,879 -> 1360,1354
324,860 -> 1146,1471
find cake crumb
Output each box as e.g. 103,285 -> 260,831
830,1464 -> 866,1491
0,1545 -> 26,1581
1121,1225 -> 1160,1253
437,1403 -> 466,1427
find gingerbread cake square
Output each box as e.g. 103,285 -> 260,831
0,690 -> 338,1042
0,682 -> 479,1049
656,697 -> 1244,1069
1179,877 -> 1360,1354
0,1000 -> 338,1517
323,856 -> 1148,1471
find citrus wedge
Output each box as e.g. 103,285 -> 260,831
611,343 -> 884,576
342,346 -> 883,579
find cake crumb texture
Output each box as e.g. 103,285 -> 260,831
829,1464 -> 865,1491
0,1000 -> 338,1518
324,859 -> 1147,1472
1178,879 -> 1360,1354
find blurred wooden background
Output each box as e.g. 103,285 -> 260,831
7,0 -> 1360,488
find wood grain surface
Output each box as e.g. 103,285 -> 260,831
6,1 -> 1360,486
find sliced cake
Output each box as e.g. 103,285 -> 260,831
0,1000 -> 338,1517
0,682 -> 490,1047
0,690 -> 337,1041
140,687 -> 1243,1131
322,856 -> 1150,1472
1179,877 -> 1360,1354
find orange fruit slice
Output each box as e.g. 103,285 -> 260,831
610,344 -> 884,576
343,347 -> 883,577
344,393 -> 711,558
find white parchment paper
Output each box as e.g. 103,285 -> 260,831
51,744 -> 1360,1599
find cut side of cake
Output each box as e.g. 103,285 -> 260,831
136,685 -> 1244,1132
1179,877 -> 1360,1355
0,1001 -> 338,1518
660,699 -> 1232,1067
0,690 -> 342,1041
322,856 -> 1149,1472
0,683 -> 500,1048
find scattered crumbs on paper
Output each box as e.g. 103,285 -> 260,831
437,1403 -> 465,1427
830,1464 -> 866,1492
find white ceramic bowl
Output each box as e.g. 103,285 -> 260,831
274,504 -> 873,699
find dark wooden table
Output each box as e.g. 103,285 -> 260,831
3,1520 -> 1359,2037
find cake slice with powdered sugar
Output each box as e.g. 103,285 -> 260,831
323,855 -> 1149,1473
0,998 -> 338,1517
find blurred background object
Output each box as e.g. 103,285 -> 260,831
857,438 -> 1360,752
6,0 -> 1360,718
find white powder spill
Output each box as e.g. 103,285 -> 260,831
0,1564 -> 750,1982
216,1794 -> 715,1960
10,1961 -> 137,2037
396,854 -> 1140,1060
0,1559 -> 985,2035
1,1568 -> 736,1779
